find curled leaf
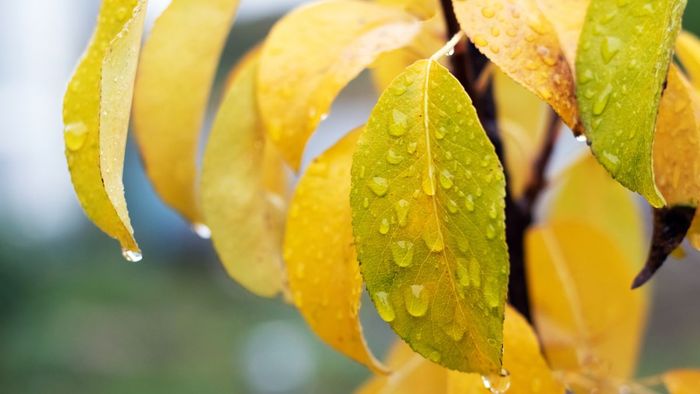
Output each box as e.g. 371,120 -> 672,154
63,0 -> 147,258
133,0 -> 240,224
258,0 -> 422,169
452,0 -> 580,131
535,0 -> 590,69
575,0 -> 687,208
351,60 -> 509,373
201,54 -> 287,297
284,128 -> 385,373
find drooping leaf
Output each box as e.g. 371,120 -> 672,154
631,206 -> 696,289
535,0 -> 590,68
526,221 -> 649,388
200,53 -> 287,297
358,307 -> 562,394
677,31 -> 700,91
664,369 -> 700,394
350,59 -> 509,373
63,0 -> 147,258
257,0 -> 422,169
575,0 -> 687,208
284,128 -> 385,373
494,70 -> 551,199
547,153 -> 646,265
452,0 -> 580,131
133,0 -> 240,225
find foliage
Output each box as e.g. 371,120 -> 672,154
63,0 -> 700,392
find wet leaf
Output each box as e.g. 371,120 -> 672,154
452,0 -> 580,131
631,206 -> 696,289
664,369 -> 700,394
494,70 -> 551,199
133,0 -> 240,225
358,307 -> 562,394
526,221 -> 649,387
535,0 -> 590,68
257,0 -> 422,170
575,0 -> 687,208
676,31 -> 700,90
201,54 -> 287,297
376,0 -> 437,19
63,0 -> 147,258
284,128 -> 385,373
350,59 -> 509,373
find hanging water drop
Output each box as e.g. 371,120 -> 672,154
121,248 -> 142,262
192,223 -> 211,239
481,369 -> 511,394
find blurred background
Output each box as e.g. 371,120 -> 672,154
1,1 -> 700,393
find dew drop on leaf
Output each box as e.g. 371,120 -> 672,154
394,199 -> 410,226
121,248 -> 143,262
481,368 -> 511,394
378,218 -> 390,234
389,109 -> 408,136
64,122 -> 88,151
593,83 -> 613,116
404,284 -> 429,317
368,176 -> 389,196
374,291 -> 395,322
391,240 -> 414,268
601,36 -> 623,63
386,148 -> 404,164
439,168 -> 454,189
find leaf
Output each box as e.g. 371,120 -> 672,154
547,153 -> 646,265
575,0 -> 687,208
631,206 -> 696,289
200,53 -> 287,297
284,128 -> 385,373
494,70 -> 551,199
452,0 -> 580,131
257,0 -> 422,170
664,369 -> 700,394
350,59 -> 509,373
376,0 -> 437,19
63,0 -> 147,258
133,0 -> 240,225
535,0 -> 590,68
526,221 -> 649,387
676,31 -> 700,91
358,307 -> 563,394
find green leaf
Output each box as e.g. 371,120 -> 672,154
350,59 -> 509,374
575,0 -> 687,208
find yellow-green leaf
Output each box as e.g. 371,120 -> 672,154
201,54 -> 287,297
284,128 -> 385,373
677,31 -> 700,91
133,0 -> 240,225
63,0 -> 147,258
547,153 -> 646,265
526,221 -> 649,388
350,59 -> 508,374
575,0 -> 687,208
535,0 -> 590,68
376,0 -> 437,19
258,0 -> 422,170
494,70 -> 551,199
664,369 -> 700,394
452,0 -> 580,131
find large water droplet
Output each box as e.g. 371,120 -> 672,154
481,369 -> 511,394
374,291 -> 395,322
601,36 -> 623,63
368,177 -> 389,196
593,84 -> 613,116
64,122 -> 88,151
439,169 -> 454,189
389,109 -> 408,136
407,142 -> 417,154
395,199 -> 410,226
122,248 -> 142,262
422,170 -> 436,196
404,284 -> 429,317
422,231 -> 444,252
378,218 -> 390,234
386,148 -> 404,164
391,240 -> 414,268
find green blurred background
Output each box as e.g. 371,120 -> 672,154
1,1 -> 699,393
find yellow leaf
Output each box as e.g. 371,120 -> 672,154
535,0 -> 590,69
133,0 -> 240,225
664,369 -> 700,394
654,65 -> 700,207
494,70 -> 551,199
547,153 -> 646,265
575,0 -> 687,208
452,0 -> 580,131
200,53 -> 287,297
526,222 -> 649,388
677,31 -> 700,91
376,0 -> 437,19
257,0 -> 422,170
284,128 -> 384,373
350,59 -> 509,374
63,0 -> 147,258
358,307 -> 563,394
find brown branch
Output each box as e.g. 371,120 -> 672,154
522,109 -> 562,211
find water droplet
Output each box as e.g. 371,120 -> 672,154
407,142 -> 417,154
386,148 -> 404,164
64,122 -> 88,151
374,291 -> 395,322
602,150 -> 621,173
378,218 -> 390,234
473,35 -> 488,47
422,170 -> 436,196
393,199 -> 410,226
579,69 -> 594,84
391,240 -> 414,267
601,36 -> 623,63
389,109 -> 408,136
368,177 -> 389,196
457,258 -> 470,286
122,248 -> 142,262
404,284 -> 429,317
192,223 -> 211,239
488,203 -> 498,219
465,194 -> 475,211
484,278 -> 500,308
363,197 -> 369,208
422,231 -> 444,252
486,225 -> 496,240
469,258 -> 481,287
447,199 -> 459,214
481,369 -> 511,394
575,134 -> 588,143
439,169 -> 454,189
593,84 -> 613,115
481,6 -> 496,18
